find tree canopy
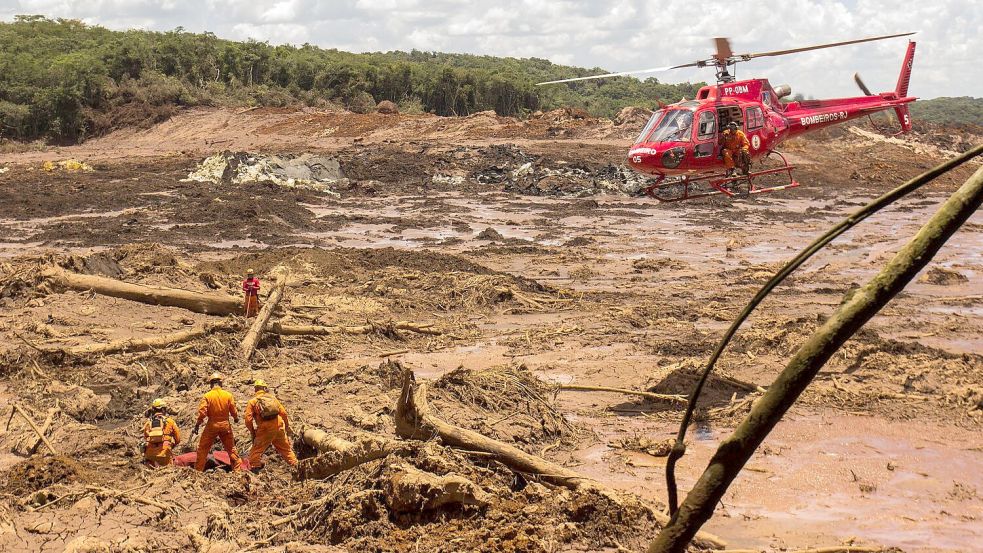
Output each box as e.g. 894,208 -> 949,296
0,16 -> 704,142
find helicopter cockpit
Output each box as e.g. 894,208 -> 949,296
634,104 -> 701,144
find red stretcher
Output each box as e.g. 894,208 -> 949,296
172,451 -> 252,471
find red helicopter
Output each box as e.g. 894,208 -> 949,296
538,33 -> 917,201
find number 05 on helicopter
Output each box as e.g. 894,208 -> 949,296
538,33 -> 917,202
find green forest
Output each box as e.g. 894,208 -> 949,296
0,16 -> 979,143
0,16 -> 704,142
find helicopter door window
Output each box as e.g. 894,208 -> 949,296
697,111 -> 716,141
746,106 -> 764,130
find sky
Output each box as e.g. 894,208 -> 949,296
0,0 -> 977,100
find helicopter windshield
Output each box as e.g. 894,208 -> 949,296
635,109 -> 665,143
645,109 -> 694,142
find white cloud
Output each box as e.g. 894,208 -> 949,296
0,0 -> 977,99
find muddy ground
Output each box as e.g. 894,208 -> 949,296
0,107 -> 981,553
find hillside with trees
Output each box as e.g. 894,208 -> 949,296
0,16 -> 703,142
1,16 -> 978,144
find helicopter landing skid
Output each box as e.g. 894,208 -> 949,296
643,152 -> 799,202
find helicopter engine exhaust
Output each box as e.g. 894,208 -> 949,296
773,84 -> 792,99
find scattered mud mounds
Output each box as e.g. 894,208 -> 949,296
920,266 -> 969,285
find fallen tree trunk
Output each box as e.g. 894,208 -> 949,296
57,322 -> 231,357
297,433 -> 410,480
41,268 -> 241,316
558,384 -> 687,405
270,321 -> 440,336
394,367 -> 726,549
649,164 -> 983,552
241,270 -> 288,360
299,425 -> 355,454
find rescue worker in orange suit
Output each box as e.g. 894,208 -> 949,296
243,269 -> 261,318
143,398 -> 181,467
721,121 -> 751,177
245,379 -> 297,471
193,372 -> 243,472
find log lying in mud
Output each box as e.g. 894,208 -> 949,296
299,425 -> 355,454
240,270 -> 288,360
57,322 -> 231,357
297,433 -> 411,480
394,367 -> 726,549
270,320 -> 441,337
558,384 -> 687,405
41,268 -> 241,316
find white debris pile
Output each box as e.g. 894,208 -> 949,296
185,152 -> 346,195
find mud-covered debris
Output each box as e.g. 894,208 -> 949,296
185,151 -> 346,194
46,381 -> 111,421
616,435 -> 674,457
383,463 -> 489,512
473,144 -> 656,196
432,364 -> 577,447
920,266 -> 968,285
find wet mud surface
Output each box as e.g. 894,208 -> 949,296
0,112 -> 981,552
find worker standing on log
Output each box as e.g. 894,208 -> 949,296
242,269 -> 261,317
245,379 -> 297,471
193,372 -> 243,472
143,398 -> 181,467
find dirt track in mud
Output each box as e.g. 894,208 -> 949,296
0,107 -> 981,553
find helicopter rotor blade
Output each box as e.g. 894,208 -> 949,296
741,32 -> 915,60
535,65 -> 678,86
713,37 -> 733,62
854,72 -> 873,96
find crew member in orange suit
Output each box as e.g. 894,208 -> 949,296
143,398 -> 181,467
242,269 -> 261,317
193,372 -> 242,472
245,379 -> 297,470
721,121 -> 751,177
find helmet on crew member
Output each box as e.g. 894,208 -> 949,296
253,378 -> 268,390
151,398 -> 166,410
208,372 -> 223,384
727,121 -> 739,130
246,268 -> 255,275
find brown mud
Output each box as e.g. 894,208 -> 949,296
0,107 -> 980,552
